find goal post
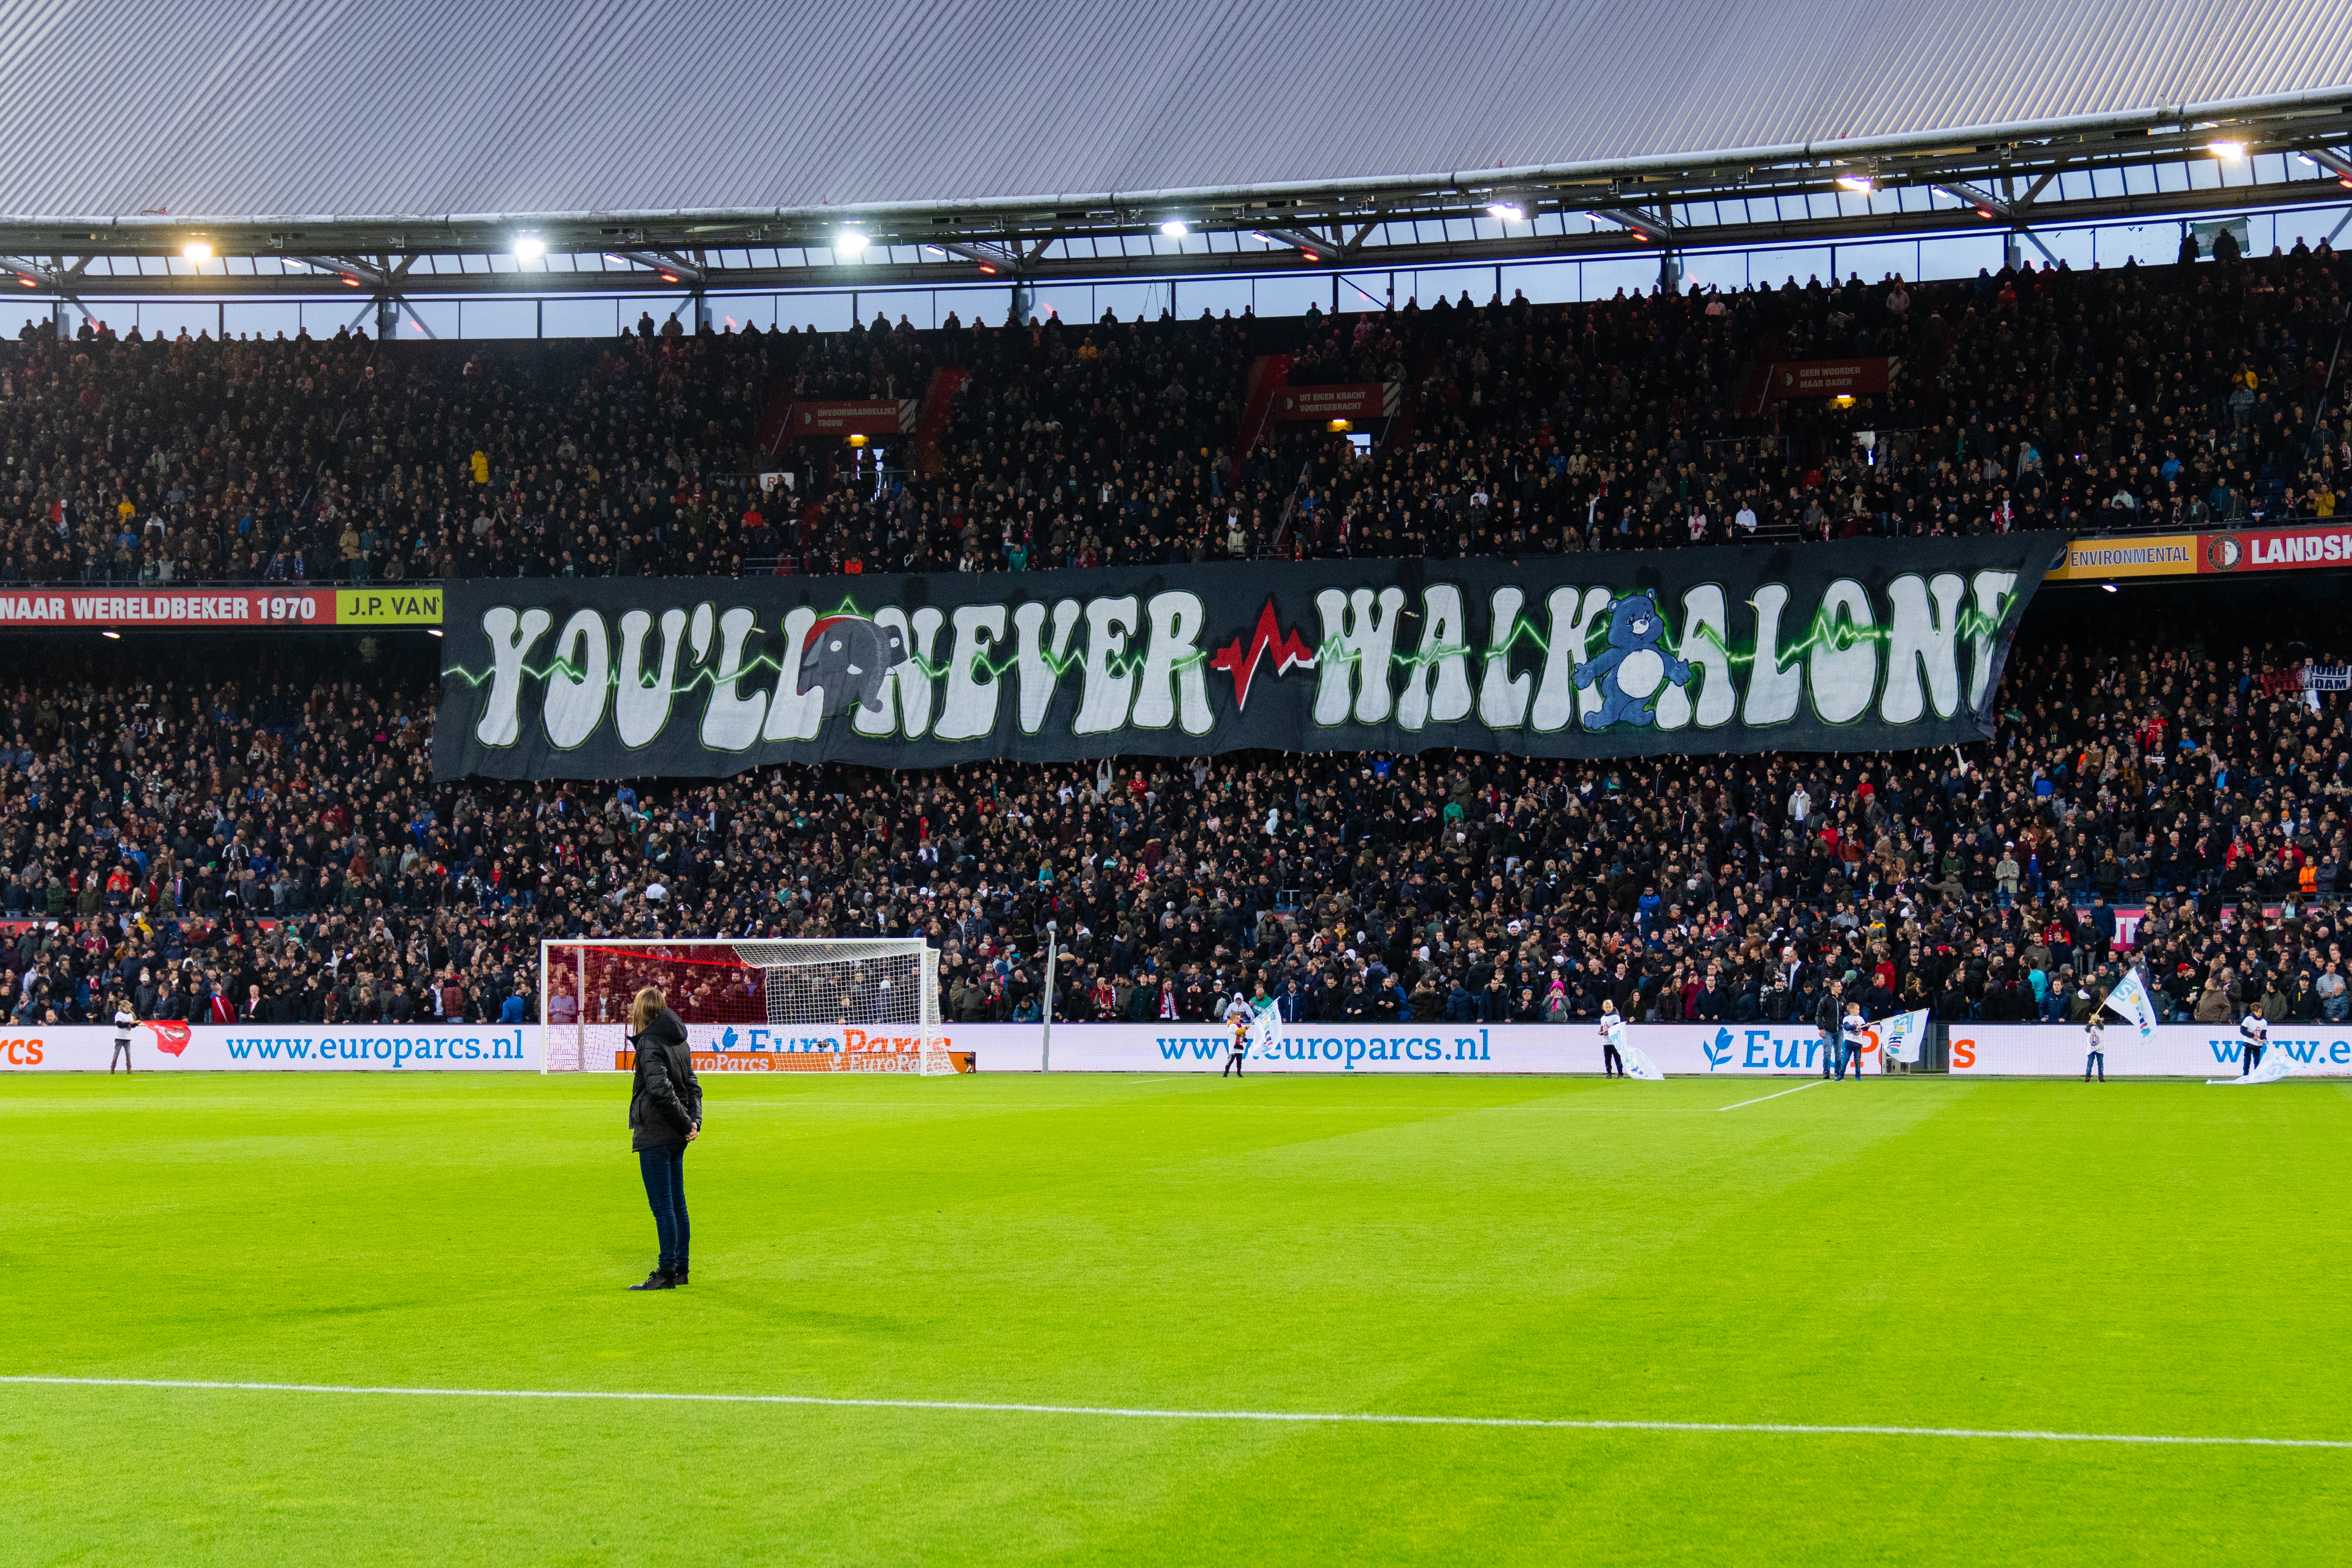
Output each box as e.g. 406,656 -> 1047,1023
540,938 -> 946,1074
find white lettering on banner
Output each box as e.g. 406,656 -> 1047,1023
1948,1024 -> 2352,1077
0,1026 -> 538,1072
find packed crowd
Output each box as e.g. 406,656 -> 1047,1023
4,602 -> 2347,1037
4,239 -> 2344,590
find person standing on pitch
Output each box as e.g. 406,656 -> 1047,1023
626,986 -> 701,1290
2083,1017 -> 2105,1082
1837,999 -> 1869,1082
110,994 -> 136,1074
1598,998 -> 1626,1077
1222,991 -> 1252,1077
2238,1002 -> 2268,1077
1815,979 -> 1843,1078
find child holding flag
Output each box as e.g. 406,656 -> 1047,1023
2083,1017 -> 2105,1082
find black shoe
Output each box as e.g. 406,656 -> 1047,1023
671,1269 -> 689,1285
628,1270 -> 675,1291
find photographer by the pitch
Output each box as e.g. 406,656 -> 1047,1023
626,987 -> 702,1290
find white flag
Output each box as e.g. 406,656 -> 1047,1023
1245,1001 -> 1283,1063
1607,1019 -> 1665,1081
2209,1039 -> 2295,1086
2100,970 -> 2159,1039
1878,1007 -> 1930,1063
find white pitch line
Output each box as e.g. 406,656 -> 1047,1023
2,1377 -> 2345,1449
1717,1079 -> 1832,1112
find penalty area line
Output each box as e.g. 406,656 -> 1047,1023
2,1377 -> 2347,1449
1717,1079 -> 1831,1111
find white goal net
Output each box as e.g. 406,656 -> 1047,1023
540,938 -> 948,1074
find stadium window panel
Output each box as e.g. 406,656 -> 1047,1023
401,299 -> 458,339
2029,225 -> 2098,271
1830,240 -> 1917,284
1177,275 -> 1253,317
1498,260 -> 1580,304
454,297 -> 535,338
702,294 -> 775,332
2283,206 -> 2352,250
222,300 -> 301,339
541,297 -> 624,339
1914,234 -> 2004,279
130,299 -> 220,341
1087,282 -> 1162,321
1246,274 -> 1325,317
1745,246 -> 1828,289
774,293 -> 853,332
1674,251 -> 1748,293
1024,286 -> 1088,324
1577,256 -> 1663,299
856,290 -> 936,328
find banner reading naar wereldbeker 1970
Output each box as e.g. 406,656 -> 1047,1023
431,537 -> 2057,782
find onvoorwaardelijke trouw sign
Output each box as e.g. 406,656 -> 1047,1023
431,538 -> 2057,781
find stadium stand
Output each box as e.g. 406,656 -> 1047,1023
5,244 -> 2346,589
2,593 -> 2346,1037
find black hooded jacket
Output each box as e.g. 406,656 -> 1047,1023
628,1007 -> 703,1152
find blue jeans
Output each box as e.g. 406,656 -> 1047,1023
638,1143 -> 690,1272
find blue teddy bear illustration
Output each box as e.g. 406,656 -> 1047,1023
1573,590 -> 1693,729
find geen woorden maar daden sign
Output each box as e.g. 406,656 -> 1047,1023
432,539 -> 2056,781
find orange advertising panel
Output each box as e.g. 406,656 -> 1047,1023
2051,524 -> 2352,582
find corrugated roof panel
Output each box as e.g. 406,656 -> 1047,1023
0,0 -> 2345,220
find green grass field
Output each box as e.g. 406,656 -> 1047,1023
4,1070 -> 2348,1565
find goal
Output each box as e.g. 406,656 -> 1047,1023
539,938 -> 946,1074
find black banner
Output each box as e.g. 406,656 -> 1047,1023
432,538 -> 2057,782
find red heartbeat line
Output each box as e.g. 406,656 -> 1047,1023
1210,601 -> 1317,709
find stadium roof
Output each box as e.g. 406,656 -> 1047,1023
4,0 -> 2351,300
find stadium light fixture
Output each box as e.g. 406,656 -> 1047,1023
847,434 -> 869,448
2101,583 -> 2119,593
2208,139 -> 2247,160
1485,199 -> 1527,223
427,628 -> 444,638
1835,172 -> 1874,194
834,228 -> 869,257
1327,419 -> 1352,432
512,236 -> 546,263
100,629 -> 121,640
658,271 -> 680,283
15,274 -> 34,288
340,274 -> 362,287
1159,219 -> 1190,238
181,240 -> 212,262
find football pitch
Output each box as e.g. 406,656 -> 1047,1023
3,1071 -> 2347,1565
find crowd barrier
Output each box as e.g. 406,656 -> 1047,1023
6,1020 -> 2348,1078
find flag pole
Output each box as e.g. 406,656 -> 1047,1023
1041,922 -> 1057,1074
